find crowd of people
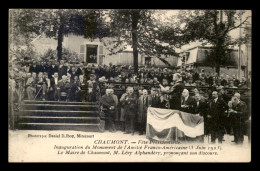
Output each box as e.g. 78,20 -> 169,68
101,73 -> 250,144
8,59 -> 251,144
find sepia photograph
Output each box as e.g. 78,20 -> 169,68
8,9 -> 251,162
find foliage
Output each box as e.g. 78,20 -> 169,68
171,10 -> 251,74
40,48 -> 80,62
13,9 -> 94,61
41,49 -> 57,61
86,9 -> 181,71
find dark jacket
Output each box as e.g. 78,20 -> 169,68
208,98 -> 229,130
70,71 -> 79,82
194,100 -> 208,117
76,68 -> 84,76
29,65 -> 40,74
229,100 -> 248,121
181,96 -> 196,113
121,93 -> 137,116
169,81 -> 184,110
58,65 -> 68,80
208,98 -> 228,118
150,94 -> 161,108
50,77 -> 59,88
101,94 -> 117,116
48,65 -> 58,78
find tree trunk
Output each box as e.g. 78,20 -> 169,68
57,23 -> 64,61
131,11 -> 140,74
216,64 -> 220,76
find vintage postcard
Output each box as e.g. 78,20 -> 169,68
8,9 -> 251,162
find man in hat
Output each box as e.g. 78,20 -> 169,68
26,72 -> 37,100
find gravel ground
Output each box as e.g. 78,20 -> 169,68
8,129 -> 251,162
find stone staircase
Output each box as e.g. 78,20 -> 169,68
14,100 -> 102,132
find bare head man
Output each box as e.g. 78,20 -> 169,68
182,89 -> 189,98
173,73 -> 181,82
110,89 -> 114,94
53,72 -> 58,78
79,75 -> 84,81
212,91 -> 218,99
128,87 -> 134,95
143,89 -> 148,96
32,72 -> 37,79
38,72 -> 43,78
194,93 -> 201,102
26,73 -> 31,78
62,75 -> 67,82
232,96 -> 240,106
234,92 -> 241,100
106,89 -> 112,95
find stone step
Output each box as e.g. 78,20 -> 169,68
17,110 -> 100,117
21,104 -> 99,111
16,116 -> 100,124
23,100 -> 98,105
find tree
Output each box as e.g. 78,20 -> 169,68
93,9 -> 180,73
163,10 -> 251,75
9,9 -> 40,70
13,9 -> 96,61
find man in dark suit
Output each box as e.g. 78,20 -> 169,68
150,87 -> 160,108
49,72 -> 60,101
39,61 -> 47,73
57,75 -> 71,101
180,89 -> 196,113
137,89 -> 151,135
35,72 -> 47,100
194,93 -> 209,135
70,67 -> 79,83
192,70 -> 199,83
78,75 -> 88,102
121,87 -> 138,135
87,74 -> 99,102
101,89 -> 117,132
169,73 -> 184,110
58,60 -> 67,80
207,91 -> 229,143
26,72 -> 37,100
69,76 -> 81,101
228,94 -> 248,144
48,61 -> 58,78
29,61 -> 39,74
76,63 -> 85,76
